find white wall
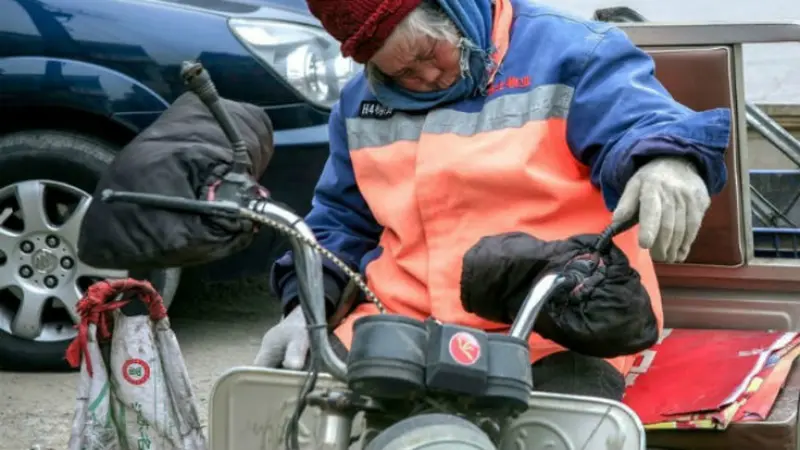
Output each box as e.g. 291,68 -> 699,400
546,0 -> 800,104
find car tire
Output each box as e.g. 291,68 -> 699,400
0,130 -> 181,371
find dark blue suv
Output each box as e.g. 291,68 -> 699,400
0,0 -> 357,370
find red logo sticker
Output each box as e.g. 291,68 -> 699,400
448,332 -> 481,366
122,358 -> 151,385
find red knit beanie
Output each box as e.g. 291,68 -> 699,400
307,0 -> 425,64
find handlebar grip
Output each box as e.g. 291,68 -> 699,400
180,61 -> 251,174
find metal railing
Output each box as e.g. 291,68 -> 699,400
746,107 -> 800,230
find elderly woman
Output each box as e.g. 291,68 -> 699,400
255,0 -> 730,401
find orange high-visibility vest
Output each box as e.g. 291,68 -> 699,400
328,0 -> 665,375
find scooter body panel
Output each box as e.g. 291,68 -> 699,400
208,367 -> 646,450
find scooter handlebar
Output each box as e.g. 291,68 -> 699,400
101,189 -> 349,381
102,189 -> 639,379
508,272 -> 561,340
101,189 -> 241,218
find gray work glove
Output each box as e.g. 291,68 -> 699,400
253,307 -> 309,369
613,157 -> 711,263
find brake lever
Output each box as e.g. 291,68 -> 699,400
181,61 -> 251,176
180,61 -> 261,218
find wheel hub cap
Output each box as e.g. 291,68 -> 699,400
0,180 -> 128,342
31,248 -> 58,274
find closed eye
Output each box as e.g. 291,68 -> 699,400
418,42 -> 438,61
389,68 -> 412,78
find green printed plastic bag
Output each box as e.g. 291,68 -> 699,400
66,279 -> 207,450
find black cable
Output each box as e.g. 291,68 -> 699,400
594,215 -> 639,253
284,326 -> 324,449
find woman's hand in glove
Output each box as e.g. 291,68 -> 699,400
612,157 -> 710,263
253,306 -> 309,369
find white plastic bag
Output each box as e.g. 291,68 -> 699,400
66,279 -> 207,450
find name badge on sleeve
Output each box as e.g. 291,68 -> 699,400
358,101 -> 395,119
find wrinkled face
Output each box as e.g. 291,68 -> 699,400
370,33 -> 462,92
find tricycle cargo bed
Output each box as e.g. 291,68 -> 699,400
646,359 -> 800,449
622,21 -> 800,449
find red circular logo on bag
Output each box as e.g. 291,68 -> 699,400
448,332 -> 481,366
122,358 -> 151,385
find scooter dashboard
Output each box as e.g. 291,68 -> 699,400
346,316 -> 533,414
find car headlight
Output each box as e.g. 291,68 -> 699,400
229,18 -> 363,109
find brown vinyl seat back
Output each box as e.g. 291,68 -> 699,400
647,47 -> 743,267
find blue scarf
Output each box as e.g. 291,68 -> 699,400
369,0 -> 496,112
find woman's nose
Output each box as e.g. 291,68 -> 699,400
417,65 -> 441,84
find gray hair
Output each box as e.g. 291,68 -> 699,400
365,1 -> 462,86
